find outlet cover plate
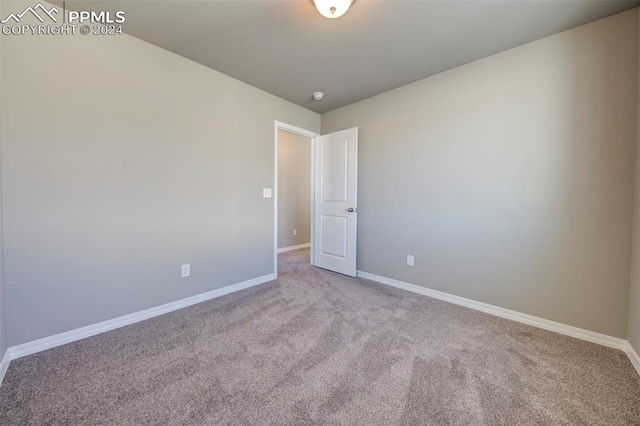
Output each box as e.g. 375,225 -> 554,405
181,264 -> 190,278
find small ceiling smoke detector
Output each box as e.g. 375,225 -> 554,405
313,91 -> 325,101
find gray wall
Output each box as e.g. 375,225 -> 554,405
322,10 -> 639,338
629,8 -> 640,353
2,13 -> 319,345
278,130 -> 311,249
0,0 -> 7,358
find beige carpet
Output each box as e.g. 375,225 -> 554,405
1,248 -> 639,424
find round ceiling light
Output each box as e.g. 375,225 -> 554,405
312,0 -> 353,19
313,91 -> 325,101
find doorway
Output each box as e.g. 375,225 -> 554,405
274,122 -> 359,278
273,122 -> 319,277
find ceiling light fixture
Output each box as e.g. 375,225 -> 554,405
313,91 -> 325,101
312,0 -> 353,19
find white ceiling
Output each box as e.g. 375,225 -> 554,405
62,0 -> 639,113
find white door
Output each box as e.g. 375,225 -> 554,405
313,127 -> 358,277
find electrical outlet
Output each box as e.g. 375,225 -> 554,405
263,188 -> 272,198
293,229 -> 297,236
407,255 -> 414,267
181,264 -> 190,278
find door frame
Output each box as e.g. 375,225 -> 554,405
274,121 -> 320,278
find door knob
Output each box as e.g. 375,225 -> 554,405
347,207 -> 356,213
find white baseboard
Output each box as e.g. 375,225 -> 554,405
277,243 -> 310,253
624,342 -> 640,376
357,271 -> 629,352
0,349 -> 10,384
3,269 -> 639,386
7,273 -> 276,362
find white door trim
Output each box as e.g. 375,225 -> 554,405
274,121 -> 319,278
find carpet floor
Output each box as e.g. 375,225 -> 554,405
1,249 -> 639,425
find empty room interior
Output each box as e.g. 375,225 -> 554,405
3,0 -> 640,423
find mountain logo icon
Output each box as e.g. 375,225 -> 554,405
1,2 -> 59,24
